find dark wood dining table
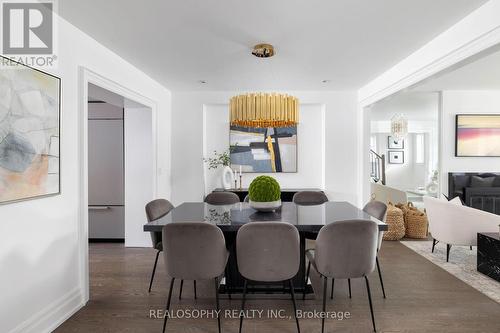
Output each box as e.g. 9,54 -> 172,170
143,201 -> 387,294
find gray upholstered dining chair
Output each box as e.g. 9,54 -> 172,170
162,222 -> 229,333
292,191 -> 328,206
330,200 -> 388,300
236,222 -> 301,333
362,200 -> 388,298
304,220 -> 379,332
205,191 -> 240,205
243,194 -> 249,202
293,191 -> 328,241
145,199 -> 197,299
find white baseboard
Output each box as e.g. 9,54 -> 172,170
8,288 -> 85,333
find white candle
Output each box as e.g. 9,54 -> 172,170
239,165 -> 242,175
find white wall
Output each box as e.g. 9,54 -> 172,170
124,107 -> 154,247
0,16 -> 172,333
171,91 -> 358,206
440,90 -> 500,191
203,104 -> 325,194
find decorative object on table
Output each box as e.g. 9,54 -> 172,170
0,56 -> 61,204
383,203 -> 405,240
456,114 -> 500,157
248,175 -> 282,212
229,93 -> 298,173
203,149 -> 234,190
426,170 -> 439,195
405,205 -> 428,239
387,136 -> 404,149
388,150 -> 404,164
390,113 -> 408,141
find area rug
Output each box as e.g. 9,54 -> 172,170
400,240 -> 500,303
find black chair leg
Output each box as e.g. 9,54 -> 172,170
431,238 -> 438,253
376,257 -> 386,298
162,278 -> 175,333
239,279 -> 248,333
303,261 -> 311,300
194,280 -> 197,300
215,277 -> 221,333
446,244 -> 452,262
470,246 -> 473,250
348,278 -> 351,298
179,280 -> 184,300
330,278 -> 334,299
364,276 -> 376,332
148,250 -> 161,293
322,276 -> 327,333
288,279 -> 301,333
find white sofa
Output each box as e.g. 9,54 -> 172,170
423,196 -> 500,262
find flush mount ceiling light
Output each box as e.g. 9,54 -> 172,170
229,93 -> 299,128
251,43 -> 275,58
390,113 -> 408,141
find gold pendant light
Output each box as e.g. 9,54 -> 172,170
229,93 -> 299,128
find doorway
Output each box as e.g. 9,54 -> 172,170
79,69 -> 158,301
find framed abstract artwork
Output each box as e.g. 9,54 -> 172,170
388,136 -> 404,149
0,56 -> 61,204
456,114 -> 500,157
388,151 -> 404,164
230,125 -> 297,173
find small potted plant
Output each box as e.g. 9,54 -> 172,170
203,149 -> 234,189
248,175 -> 281,212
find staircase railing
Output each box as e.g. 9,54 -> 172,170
370,150 -> 386,185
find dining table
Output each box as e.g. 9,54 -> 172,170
143,201 -> 387,295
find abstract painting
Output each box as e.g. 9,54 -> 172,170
0,56 -> 60,204
456,115 -> 500,157
230,125 -> 297,173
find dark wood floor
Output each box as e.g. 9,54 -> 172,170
56,241 -> 500,333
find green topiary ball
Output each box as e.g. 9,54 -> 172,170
248,176 -> 281,202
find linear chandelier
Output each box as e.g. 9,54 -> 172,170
229,93 -> 299,128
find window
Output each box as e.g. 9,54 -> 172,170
415,133 -> 425,164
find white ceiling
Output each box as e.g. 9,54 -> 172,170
59,0 -> 487,91
412,47 -> 500,91
371,92 -> 439,121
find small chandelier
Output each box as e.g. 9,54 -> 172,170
229,93 -> 299,128
390,113 -> 408,141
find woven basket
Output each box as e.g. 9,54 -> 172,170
395,202 -> 412,229
405,206 -> 428,239
383,203 -> 405,240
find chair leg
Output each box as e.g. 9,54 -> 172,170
470,246 -> 473,251
288,279 -> 301,333
431,238 -> 438,253
348,278 -> 351,299
162,278 -> 175,333
330,278 -> 334,300
179,280 -> 184,300
194,280 -> 197,300
239,279 -> 248,333
322,276 -> 327,333
215,277 -> 221,333
364,276 -> 376,332
376,257 -> 386,299
446,244 -> 452,262
148,250 -> 161,293
303,261 -> 311,300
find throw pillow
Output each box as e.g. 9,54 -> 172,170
470,176 -> 495,187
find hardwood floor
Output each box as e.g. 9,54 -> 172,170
56,241 -> 500,333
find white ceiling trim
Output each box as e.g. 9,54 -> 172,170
358,0 -> 500,107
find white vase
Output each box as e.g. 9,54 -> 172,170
221,166 -> 234,190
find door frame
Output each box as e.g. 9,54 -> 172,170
78,67 -> 159,302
